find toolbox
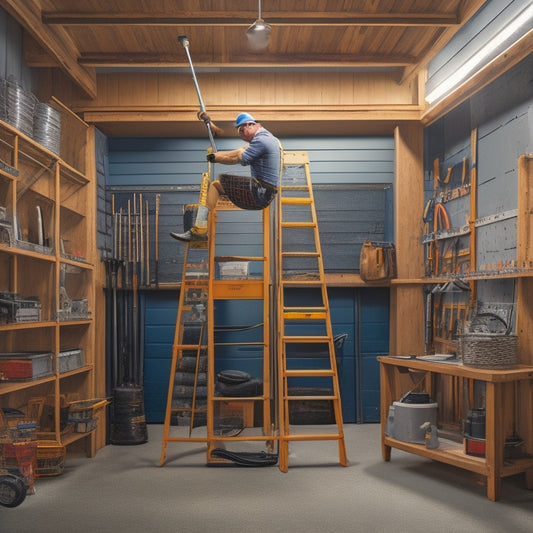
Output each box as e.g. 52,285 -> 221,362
0,352 -> 53,381
57,349 -> 84,373
0,292 -> 41,323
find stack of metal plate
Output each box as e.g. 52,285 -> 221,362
33,102 -> 61,156
4,77 -> 36,137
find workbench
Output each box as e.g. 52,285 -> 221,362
378,356 -> 533,501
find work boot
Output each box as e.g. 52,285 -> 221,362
170,229 -> 208,242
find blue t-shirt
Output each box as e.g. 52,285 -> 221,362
240,127 -> 281,187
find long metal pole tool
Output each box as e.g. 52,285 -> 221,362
179,35 -> 223,233
178,35 -> 221,153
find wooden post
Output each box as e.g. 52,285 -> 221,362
390,123 -> 425,355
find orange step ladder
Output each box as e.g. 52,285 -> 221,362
276,151 -> 348,471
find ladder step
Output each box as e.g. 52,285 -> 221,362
284,369 -> 334,377
282,434 -> 343,442
282,279 -> 322,287
280,185 -> 310,191
281,197 -> 312,205
281,222 -> 315,228
281,251 -> 319,258
174,344 -> 206,350
285,395 -> 336,401
283,311 -> 327,320
215,255 -> 266,262
211,395 -> 268,402
282,335 -> 330,343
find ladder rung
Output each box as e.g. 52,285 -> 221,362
174,344 -> 206,350
281,185 -> 310,191
283,311 -> 327,320
281,222 -> 315,228
211,395 -> 268,402
284,369 -> 334,377
281,197 -> 312,205
215,255 -> 266,262
282,335 -> 330,343
282,434 -> 343,442
285,395 -> 336,401
281,251 -> 319,258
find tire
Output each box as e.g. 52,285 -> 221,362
0,475 -> 26,508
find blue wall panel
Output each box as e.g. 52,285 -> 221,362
143,291 -> 178,423
142,286 -> 389,424
358,288 -> 390,422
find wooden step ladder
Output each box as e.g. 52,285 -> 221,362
159,240 -> 210,465
276,151 -> 348,472
160,194 -> 275,466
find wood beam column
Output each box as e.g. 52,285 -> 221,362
390,122 -> 425,355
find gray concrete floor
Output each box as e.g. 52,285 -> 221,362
2,423 -> 533,533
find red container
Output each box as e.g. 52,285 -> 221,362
464,437 -> 486,457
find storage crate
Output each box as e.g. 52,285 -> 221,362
71,418 -> 98,433
216,261 -> 249,279
1,408 -> 38,442
0,352 -> 53,381
67,398 -> 108,420
68,398 -> 108,433
35,440 -> 66,476
58,349 -> 84,373
0,292 -> 42,323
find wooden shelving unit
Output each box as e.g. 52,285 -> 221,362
0,102 -> 100,457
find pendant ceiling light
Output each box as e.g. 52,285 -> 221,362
246,0 -> 271,50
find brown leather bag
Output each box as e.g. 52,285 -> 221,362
359,240 -> 397,282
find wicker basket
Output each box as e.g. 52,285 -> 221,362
459,333 -> 518,368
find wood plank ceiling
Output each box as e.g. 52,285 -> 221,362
1,0 -> 488,136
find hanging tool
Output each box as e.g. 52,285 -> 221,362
140,193 -> 144,286
178,35 -> 221,234
178,35 -> 223,150
146,199 -> 150,286
469,128 -> 478,305
155,194 -> 160,287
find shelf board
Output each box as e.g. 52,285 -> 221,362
58,318 -> 92,327
60,255 -> 94,270
58,365 -> 92,379
0,242 -> 56,262
0,320 -> 56,332
59,161 -> 89,187
385,436 -> 533,479
384,436 -> 489,475
62,429 -> 95,447
0,167 -> 18,181
0,374 -> 55,394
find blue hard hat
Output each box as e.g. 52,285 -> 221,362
235,112 -> 256,128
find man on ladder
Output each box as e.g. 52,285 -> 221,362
170,112 -> 282,242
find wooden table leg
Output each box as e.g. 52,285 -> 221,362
485,382 -> 503,501
380,362 -> 393,462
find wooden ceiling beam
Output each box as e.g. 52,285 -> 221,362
0,0 -> 97,99
42,11 -> 459,27
78,52 -> 415,69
